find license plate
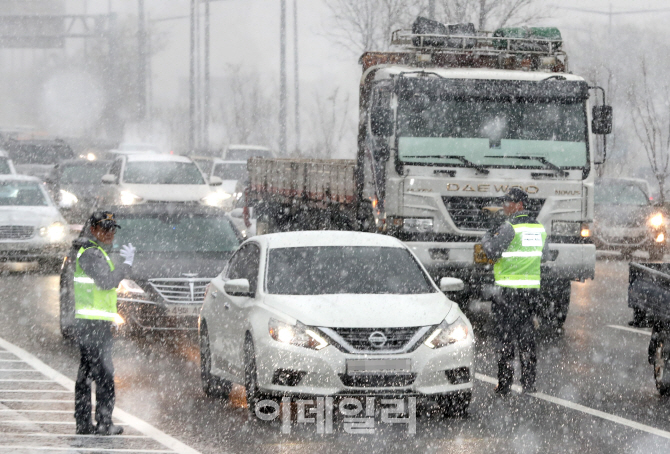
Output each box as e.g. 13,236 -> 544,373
474,243 -> 494,264
165,304 -> 201,317
346,358 -> 411,375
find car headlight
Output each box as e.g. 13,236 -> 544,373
117,279 -> 146,295
423,317 -> 469,349
120,191 -> 143,205
268,318 -> 328,350
201,192 -> 233,207
650,213 -> 664,228
59,190 -> 78,207
39,222 -> 65,241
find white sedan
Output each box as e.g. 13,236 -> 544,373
199,231 -> 474,417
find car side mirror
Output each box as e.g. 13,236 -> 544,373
370,107 -> 393,137
230,208 -> 244,218
440,277 -> 464,292
101,174 -> 117,184
592,105 -> 613,135
224,278 -> 252,297
209,176 -> 223,186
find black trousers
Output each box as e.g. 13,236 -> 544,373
492,287 -> 538,391
74,320 -> 115,427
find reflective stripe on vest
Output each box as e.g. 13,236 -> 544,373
494,216 -> 546,289
74,240 -> 118,322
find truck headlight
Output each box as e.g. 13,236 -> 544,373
650,213 -> 664,228
424,317 -> 469,349
120,191 -> 143,205
40,222 -> 65,241
117,279 -> 146,295
402,218 -> 434,233
268,318 -> 328,350
553,221 -> 591,237
201,192 -> 232,207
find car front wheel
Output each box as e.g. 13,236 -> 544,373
199,324 -> 231,398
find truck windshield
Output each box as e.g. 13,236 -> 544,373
266,246 -> 437,295
396,79 -> 588,170
595,183 -> 649,206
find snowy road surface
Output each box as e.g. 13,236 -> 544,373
1,258 -> 670,453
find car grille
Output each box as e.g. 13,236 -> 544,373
339,373 -> 416,388
326,327 -> 423,352
442,196 -> 545,231
0,226 -> 34,240
148,278 -> 212,303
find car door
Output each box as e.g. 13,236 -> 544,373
216,243 -> 261,380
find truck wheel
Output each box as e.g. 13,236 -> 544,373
538,280 -> 571,333
653,336 -> 670,396
199,324 -> 231,399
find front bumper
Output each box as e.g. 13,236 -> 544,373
254,332 -> 474,398
0,241 -> 68,262
118,298 -> 200,331
405,241 -> 596,282
592,227 -> 665,251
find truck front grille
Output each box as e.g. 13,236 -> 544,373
442,196 -> 545,231
149,278 -> 212,303
0,226 -> 34,240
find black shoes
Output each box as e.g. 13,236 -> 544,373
522,385 -> 536,394
95,423 -> 124,436
75,421 -> 96,435
628,319 -> 652,328
494,385 -> 511,396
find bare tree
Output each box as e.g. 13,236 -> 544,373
323,0 -> 423,53
437,0 -> 550,30
629,60 -> 670,204
305,87 -> 352,158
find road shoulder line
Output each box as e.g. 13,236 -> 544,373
475,373 -> 670,440
607,325 -> 652,336
0,335 -> 203,454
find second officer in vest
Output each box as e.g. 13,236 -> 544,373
481,188 -> 549,395
73,211 -> 135,435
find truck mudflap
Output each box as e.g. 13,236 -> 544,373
404,241 -> 595,282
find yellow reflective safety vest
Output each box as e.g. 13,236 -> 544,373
493,215 -> 547,289
74,240 -> 118,322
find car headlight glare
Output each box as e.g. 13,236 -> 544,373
650,213 -> 664,228
120,191 -> 143,205
59,190 -> 78,207
424,317 -> 469,349
268,318 -> 328,350
117,279 -> 146,295
201,192 -> 233,207
40,222 -> 65,241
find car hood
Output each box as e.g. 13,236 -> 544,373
121,183 -> 214,202
0,206 -> 64,227
108,251 -> 231,280
14,164 -> 54,179
595,204 -> 654,229
263,293 -> 453,328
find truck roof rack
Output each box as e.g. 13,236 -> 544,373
372,29 -> 568,73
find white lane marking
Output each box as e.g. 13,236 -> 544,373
0,336 -> 203,454
0,447 -> 173,453
476,373 -> 670,440
608,325 -> 652,336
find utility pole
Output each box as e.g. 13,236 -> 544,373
189,0 -> 196,151
279,0 -> 287,156
293,0 -> 300,155
203,0 -> 210,149
137,0 -> 146,119
428,0 -> 435,20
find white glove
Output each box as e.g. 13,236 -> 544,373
119,243 -> 136,266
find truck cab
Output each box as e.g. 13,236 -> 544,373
357,26 -> 612,328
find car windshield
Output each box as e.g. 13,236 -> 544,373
8,142 -> 75,165
266,246 -> 436,295
0,158 -> 10,174
596,183 -> 650,206
0,181 -> 48,206
123,161 -> 205,185
213,163 -> 247,181
111,214 -> 239,252
60,164 -> 110,185
226,148 -> 272,160
395,79 -> 588,169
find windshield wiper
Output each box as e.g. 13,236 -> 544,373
484,155 -> 568,177
403,155 -> 489,174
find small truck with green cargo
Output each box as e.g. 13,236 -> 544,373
246,19 -> 613,331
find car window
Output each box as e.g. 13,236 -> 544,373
212,163 -> 247,181
123,161 -> 205,185
60,164 -> 110,184
0,158 -> 10,174
0,181 -> 49,206
7,142 -> 74,164
266,246 -> 437,295
226,244 -> 261,293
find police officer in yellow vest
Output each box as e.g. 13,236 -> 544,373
481,188 -> 549,395
73,211 -> 136,435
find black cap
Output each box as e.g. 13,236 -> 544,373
88,211 -> 121,230
501,188 -> 528,204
